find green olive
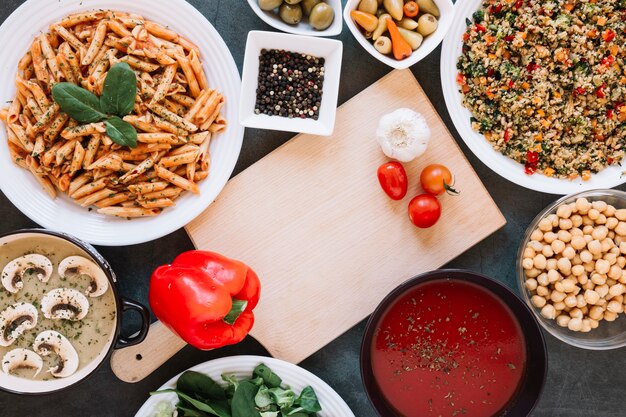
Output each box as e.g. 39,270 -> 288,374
301,0 -> 321,15
309,2 -> 334,30
284,0 -> 302,4
279,3 -> 303,24
258,0 -> 283,11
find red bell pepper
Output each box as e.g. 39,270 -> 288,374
149,250 -> 261,350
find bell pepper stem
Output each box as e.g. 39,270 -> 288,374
223,298 -> 248,325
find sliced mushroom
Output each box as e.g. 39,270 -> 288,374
0,302 -> 38,346
2,347 -> 43,377
41,288 -> 90,321
1,254 -> 53,294
58,256 -> 109,298
33,330 -> 79,378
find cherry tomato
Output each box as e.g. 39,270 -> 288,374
408,194 -> 441,228
420,164 -> 458,196
377,162 -> 408,200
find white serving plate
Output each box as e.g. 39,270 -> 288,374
134,355 -> 355,417
239,31 -> 343,136
0,0 -> 244,245
440,0 -> 626,194
343,0 -> 454,70
246,0 -> 342,37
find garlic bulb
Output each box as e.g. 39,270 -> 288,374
376,108 -> 431,162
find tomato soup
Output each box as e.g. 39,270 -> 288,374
370,279 -> 526,417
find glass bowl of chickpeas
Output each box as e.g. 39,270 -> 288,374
517,189 -> 626,350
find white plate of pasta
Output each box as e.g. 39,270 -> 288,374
0,0 -> 244,245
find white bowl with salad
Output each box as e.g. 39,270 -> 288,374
135,355 -> 355,417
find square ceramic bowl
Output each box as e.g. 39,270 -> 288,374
239,30 -> 343,136
343,0 -> 455,69
246,0 -> 342,37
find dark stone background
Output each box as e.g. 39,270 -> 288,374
0,1 -> 624,416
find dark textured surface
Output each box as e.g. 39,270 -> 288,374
0,0 -> 624,416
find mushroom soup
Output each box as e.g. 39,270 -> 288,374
0,235 -> 116,381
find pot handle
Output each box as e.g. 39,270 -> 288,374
115,297 -> 150,349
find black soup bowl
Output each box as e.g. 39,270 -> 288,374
361,269 -> 547,417
0,229 -> 149,394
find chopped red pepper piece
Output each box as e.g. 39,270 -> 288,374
514,0 -> 523,9
603,29 -> 616,42
526,150 -> 539,164
607,109 -> 614,119
526,62 -> 540,72
596,83 -> 607,98
456,73 -> 466,85
573,87 -> 586,96
490,3 -> 503,14
504,129 -> 511,142
463,32 -> 471,42
524,163 -> 536,175
475,23 -> 486,33
487,68 -> 495,77
601,55 -> 615,66
508,79 -> 514,88
149,250 -> 261,350
608,157 -> 614,165
505,35 -> 515,42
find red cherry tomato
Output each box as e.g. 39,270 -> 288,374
408,194 -> 441,228
420,164 -> 458,196
377,162 -> 408,200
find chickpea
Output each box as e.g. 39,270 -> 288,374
607,278 -> 617,287
528,240 -> 544,251
582,215 -> 594,226
525,278 -> 538,291
592,201 -> 608,212
595,259 -> 611,274
552,240 -> 566,254
607,300 -> 624,314
572,255 -> 583,266
591,226 -> 608,241
571,215 -> 583,228
609,231 -> 616,240
571,235 -> 587,250
542,245 -> 554,258
571,264 -> 585,276
596,284 -> 609,298
531,295 -> 547,308
604,311 -> 618,322
609,283 -> 625,297
620,270 -> 626,284
576,198 -> 592,214
613,294 -> 624,304
553,301 -> 566,311
589,318 -> 600,329
620,256 -> 626,268
537,286 -> 550,297
538,218 -> 553,232
589,305 -> 604,320
584,289 -> 600,305
557,257 -> 572,274
576,294 -> 586,308
583,225 -> 595,235
583,280 -> 595,290
581,305 -> 589,314
556,314 -> 571,327
615,209 -> 626,221
588,208 -> 600,220
559,218 -> 573,230
620,242 -> 626,255
571,227 -> 584,236
616,235 -> 626,245
557,204 -> 572,218
537,273 -> 549,286
533,254 -> 547,270
543,232 -> 557,244
562,246 -> 576,260
588,240 -> 602,255
578,274 -> 589,285
606,252 -> 619,264
548,214 -> 559,227
564,294 -> 577,308
557,230 -> 572,243
591,273 -> 606,286
530,229 -> 544,241
580,250 -> 593,263
581,319 -> 592,333
526,268 -> 541,278
547,269 -> 560,283
584,234 -> 593,243
601,238 -> 614,252
609,265 -> 622,280
547,258 -> 558,271
572,286 -> 581,295
583,261 -> 596,273
551,290 -> 567,303
607,217 -> 619,230
605,204 -> 616,216
541,304 -> 557,319
616,222 -> 626,236
598,214 -> 608,225
568,317 -> 583,331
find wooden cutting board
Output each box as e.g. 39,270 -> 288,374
111,69 -> 506,383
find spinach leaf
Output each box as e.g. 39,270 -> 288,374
259,412 -> 279,417
177,371 -> 227,401
255,385 -> 272,409
151,389 -> 231,417
232,381 -> 261,417
100,62 -> 137,116
176,403 -> 212,417
295,387 -> 321,413
268,387 -> 295,409
105,116 -> 137,148
223,299 -> 248,325
253,364 -> 282,388
51,83 -> 104,123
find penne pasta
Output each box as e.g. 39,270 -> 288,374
154,164 -> 199,194
30,39 -> 50,85
175,54 -> 201,98
61,122 -> 106,139
81,19 -> 108,66
97,206 -> 161,218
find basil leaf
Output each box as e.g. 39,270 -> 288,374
100,62 -> 137,116
177,370 -> 227,401
253,364 -> 282,389
105,116 -> 137,148
223,299 -> 248,325
232,382 -> 261,417
52,82 -> 104,123
295,387 -> 321,413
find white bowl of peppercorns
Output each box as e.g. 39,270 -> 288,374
240,31 -> 343,136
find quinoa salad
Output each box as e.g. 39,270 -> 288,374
457,0 -> 626,180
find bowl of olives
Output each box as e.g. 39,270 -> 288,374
248,0 -> 342,37
343,0 -> 454,69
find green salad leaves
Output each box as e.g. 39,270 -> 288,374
51,62 -> 138,148
151,364 -> 322,417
